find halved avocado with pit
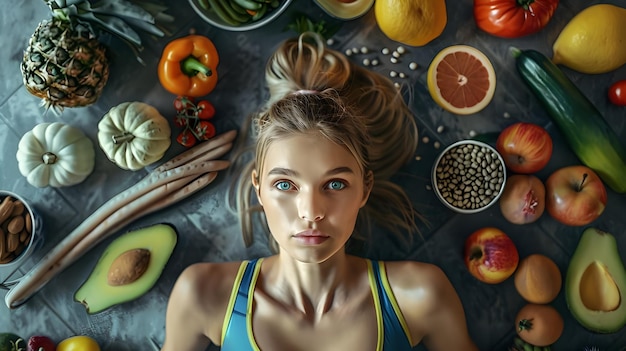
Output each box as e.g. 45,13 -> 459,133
565,227 -> 626,333
74,223 -> 177,314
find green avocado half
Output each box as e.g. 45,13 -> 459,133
565,227 -> 626,333
74,223 -> 177,314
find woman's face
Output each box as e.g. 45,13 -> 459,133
253,133 -> 371,263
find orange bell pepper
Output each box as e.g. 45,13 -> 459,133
158,35 -> 219,97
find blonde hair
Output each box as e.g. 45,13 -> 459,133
229,33 -> 419,250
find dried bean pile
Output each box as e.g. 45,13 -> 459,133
435,143 -> 505,211
0,195 -> 33,264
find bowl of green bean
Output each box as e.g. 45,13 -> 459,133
432,140 -> 507,214
189,0 -> 294,31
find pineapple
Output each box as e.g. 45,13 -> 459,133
21,0 -> 171,112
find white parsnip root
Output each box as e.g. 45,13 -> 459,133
4,130 -> 237,309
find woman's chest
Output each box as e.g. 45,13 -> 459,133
251,298 -> 381,351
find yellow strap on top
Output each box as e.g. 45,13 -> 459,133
366,260 -> 385,351
378,262 -> 413,345
220,260 -> 250,345
247,258 -> 264,351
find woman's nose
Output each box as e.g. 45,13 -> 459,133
298,190 -> 325,222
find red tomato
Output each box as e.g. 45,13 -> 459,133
174,96 -> 195,112
173,115 -> 188,127
177,129 -> 197,147
194,121 -> 216,140
196,100 -> 216,119
474,0 -> 559,38
608,80 -> 626,106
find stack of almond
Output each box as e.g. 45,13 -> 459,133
0,194 -> 33,265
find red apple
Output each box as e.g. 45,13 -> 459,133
464,227 -> 519,284
545,165 -> 607,226
496,122 -> 553,174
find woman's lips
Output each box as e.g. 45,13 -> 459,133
293,230 -> 329,245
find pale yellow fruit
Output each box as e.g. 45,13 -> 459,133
374,0 -> 447,47
552,4 -> 626,74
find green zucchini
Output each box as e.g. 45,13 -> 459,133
512,47 -> 626,194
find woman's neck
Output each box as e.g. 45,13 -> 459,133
267,253 -> 360,322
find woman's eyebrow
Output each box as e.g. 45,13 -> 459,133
267,166 -> 355,177
268,167 -> 297,176
326,167 -> 355,176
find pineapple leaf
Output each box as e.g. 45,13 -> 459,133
117,15 -> 164,36
76,8 -> 143,46
90,0 -> 156,24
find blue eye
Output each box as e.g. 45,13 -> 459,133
275,181 -> 293,191
327,180 -> 346,190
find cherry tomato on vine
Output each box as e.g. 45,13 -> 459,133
196,100 -> 216,119
174,96 -> 195,112
608,80 -> 626,106
195,121 -> 216,140
177,129 -> 197,147
173,115 -> 188,127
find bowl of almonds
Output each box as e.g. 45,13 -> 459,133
0,191 -> 41,267
432,140 -> 506,214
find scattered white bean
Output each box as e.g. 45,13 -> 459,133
397,46 -> 406,54
389,70 -> 398,78
436,125 -> 445,133
422,136 -> 430,143
363,58 -> 370,66
399,72 -> 406,78
426,184 -> 432,191
434,141 -> 441,149
351,47 -> 359,54
382,48 -> 390,55
392,51 -> 401,58
394,82 -> 401,89
390,57 -> 398,63
326,38 -> 334,46
503,112 -> 511,118
409,62 -> 418,70
469,130 -> 477,137
415,155 -> 422,161
371,59 -> 379,66
345,49 -> 352,56
360,46 -> 369,54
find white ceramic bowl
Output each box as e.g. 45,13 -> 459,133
0,190 -> 42,269
188,0 -> 294,31
431,140 -> 506,214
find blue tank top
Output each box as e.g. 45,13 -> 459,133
220,258 -> 413,351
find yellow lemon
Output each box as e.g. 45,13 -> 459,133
374,0 -> 447,47
552,4 -> 626,74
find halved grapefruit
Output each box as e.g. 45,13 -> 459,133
427,45 -> 496,115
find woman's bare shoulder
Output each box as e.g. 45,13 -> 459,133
382,260 -> 478,350
383,260 -> 449,290
382,260 -> 456,319
173,261 -> 245,305
164,261 -> 247,346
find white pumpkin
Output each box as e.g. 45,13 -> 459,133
16,122 -> 95,188
98,102 -> 171,171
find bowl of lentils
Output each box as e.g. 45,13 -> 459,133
432,140 -> 506,214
